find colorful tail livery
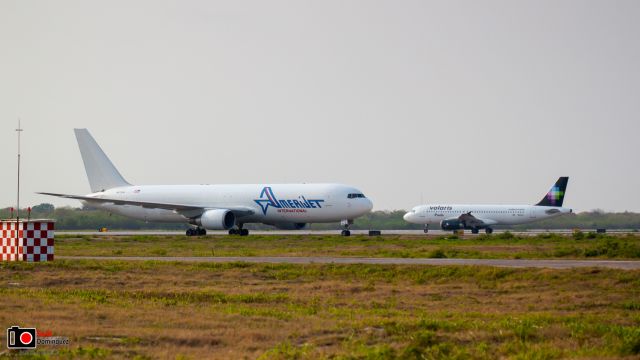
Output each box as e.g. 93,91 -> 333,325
536,177 -> 569,207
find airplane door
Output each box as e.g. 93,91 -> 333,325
529,207 -> 537,219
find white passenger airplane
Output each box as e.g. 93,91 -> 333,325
403,177 -> 572,234
40,129 -> 373,236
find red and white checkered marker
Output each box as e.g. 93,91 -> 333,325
0,220 -> 55,262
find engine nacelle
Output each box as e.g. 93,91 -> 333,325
440,219 -> 464,231
195,209 -> 235,230
272,222 -> 307,230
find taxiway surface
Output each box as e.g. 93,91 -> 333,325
57,256 -> 640,270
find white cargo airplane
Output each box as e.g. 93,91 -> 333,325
40,129 -> 373,236
403,177 -> 572,234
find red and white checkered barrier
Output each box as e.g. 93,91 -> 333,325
0,220 -> 55,262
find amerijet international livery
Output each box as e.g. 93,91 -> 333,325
40,129 -> 372,236
403,177 -> 572,234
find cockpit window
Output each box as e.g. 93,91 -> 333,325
347,193 -> 366,199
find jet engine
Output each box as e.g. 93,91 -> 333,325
195,209 -> 235,230
272,222 -> 307,230
440,219 -> 464,231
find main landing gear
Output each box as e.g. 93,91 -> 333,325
229,224 -> 249,236
341,219 -> 352,237
186,227 -> 206,236
423,224 -> 429,234
468,227 -> 493,235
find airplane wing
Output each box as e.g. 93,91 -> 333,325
445,212 -> 497,227
37,192 -> 255,218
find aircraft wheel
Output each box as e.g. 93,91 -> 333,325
197,228 -> 207,236
240,229 -> 249,236
186,228 -> 196,236
341,230 -> 351,237
485,228 -> 494,234
228,229 -> 238,235
471,228 -> 479,234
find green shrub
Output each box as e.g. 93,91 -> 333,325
622,301 -> 640,311
584,239 -> 640,258
498,231 -> 515,240
428,249 -> 447,259
400,330 -> 439,359
615,326 -> 640,355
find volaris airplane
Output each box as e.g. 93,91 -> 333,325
40,129 -> 373,236
403,177 -> 572,234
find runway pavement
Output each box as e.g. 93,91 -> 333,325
57,229 -> 638,236
57,256 -> 640,270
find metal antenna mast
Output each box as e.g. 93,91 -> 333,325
16,119 -> 23,227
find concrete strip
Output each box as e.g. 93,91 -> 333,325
57,229 -> 638,236
56,256 -> 640,270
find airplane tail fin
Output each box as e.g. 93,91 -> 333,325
74,129 -> 131,192
535,177 -> 569,207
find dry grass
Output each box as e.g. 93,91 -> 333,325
0,260 -> 639,359
55,233 -> 640,260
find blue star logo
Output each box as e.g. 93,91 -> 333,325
254,187 -> 281,215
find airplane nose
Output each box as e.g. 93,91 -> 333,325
365,198 -> 373,212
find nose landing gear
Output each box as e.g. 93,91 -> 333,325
340,219 -> 352,236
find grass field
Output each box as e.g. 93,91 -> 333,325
0,260 -> 639,359
1,234 -> 640,359
55,232 -> 640,260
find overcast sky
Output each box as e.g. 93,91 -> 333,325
1,0 -> 639,212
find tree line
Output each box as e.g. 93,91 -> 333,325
0,204 -> 638,231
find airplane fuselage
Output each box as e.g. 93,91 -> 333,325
82,183 -> 373,225
41,129 -> 373,236
404,204 -> 572,227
